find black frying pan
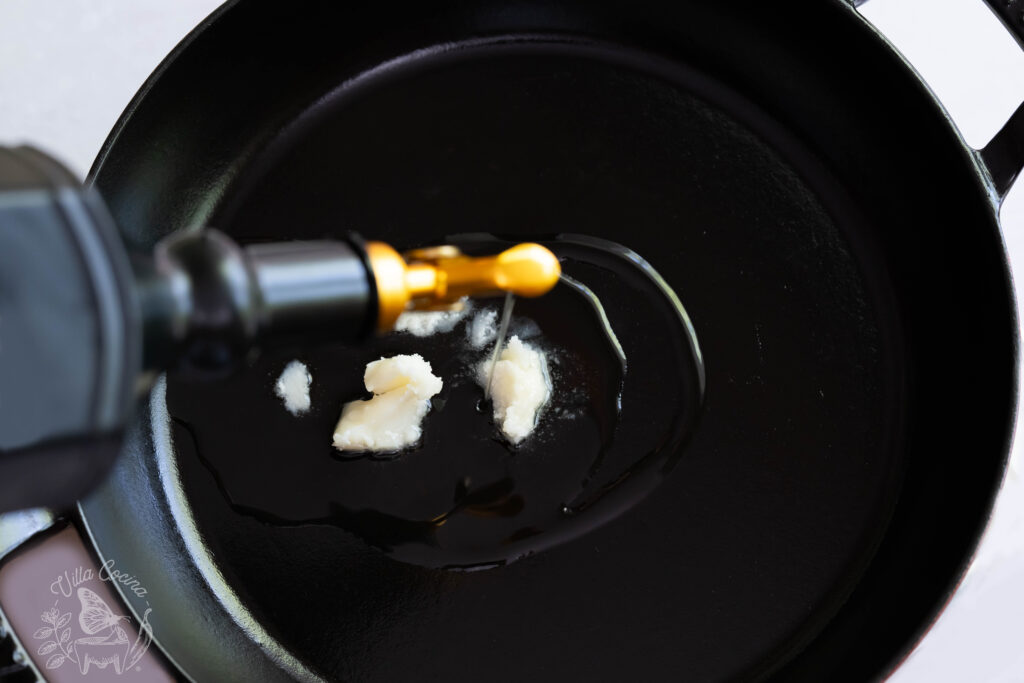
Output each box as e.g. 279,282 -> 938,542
80,1 -> 1020,681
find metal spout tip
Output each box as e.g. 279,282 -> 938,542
366,241 -> 561,331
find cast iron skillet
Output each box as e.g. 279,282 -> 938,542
79,1 -> 1021,681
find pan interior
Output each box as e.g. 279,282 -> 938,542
158,38 -> 907,682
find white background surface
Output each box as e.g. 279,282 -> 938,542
1,0 -> 1023,680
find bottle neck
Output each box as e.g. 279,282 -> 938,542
139,230 -> 374,377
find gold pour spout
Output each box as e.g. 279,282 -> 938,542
365,241 -> 562,331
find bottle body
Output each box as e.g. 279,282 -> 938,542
0,145 -> 377,512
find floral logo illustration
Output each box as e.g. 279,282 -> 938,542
33,586 -> 153,675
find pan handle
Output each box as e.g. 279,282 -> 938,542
979,0 -> 1024,199
856,0 -> 1024,199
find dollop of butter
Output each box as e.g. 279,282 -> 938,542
333,354 -> 443,452
477,336 -> 551,444
275,360 -> 312,415
394,306 -> 468,337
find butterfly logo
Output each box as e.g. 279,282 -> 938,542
77,587 -> 128,643
35,572 -> 155,675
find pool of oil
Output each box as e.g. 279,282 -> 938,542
166,234 -> 703,569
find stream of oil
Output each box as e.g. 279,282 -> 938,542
484,291 -> 515,399
167,235 -> 704,569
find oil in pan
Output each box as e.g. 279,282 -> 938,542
167,234 -> 704,570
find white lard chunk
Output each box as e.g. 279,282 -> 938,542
333,354 -> 443,452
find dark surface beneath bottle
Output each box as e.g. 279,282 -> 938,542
164,41 -> 906,683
